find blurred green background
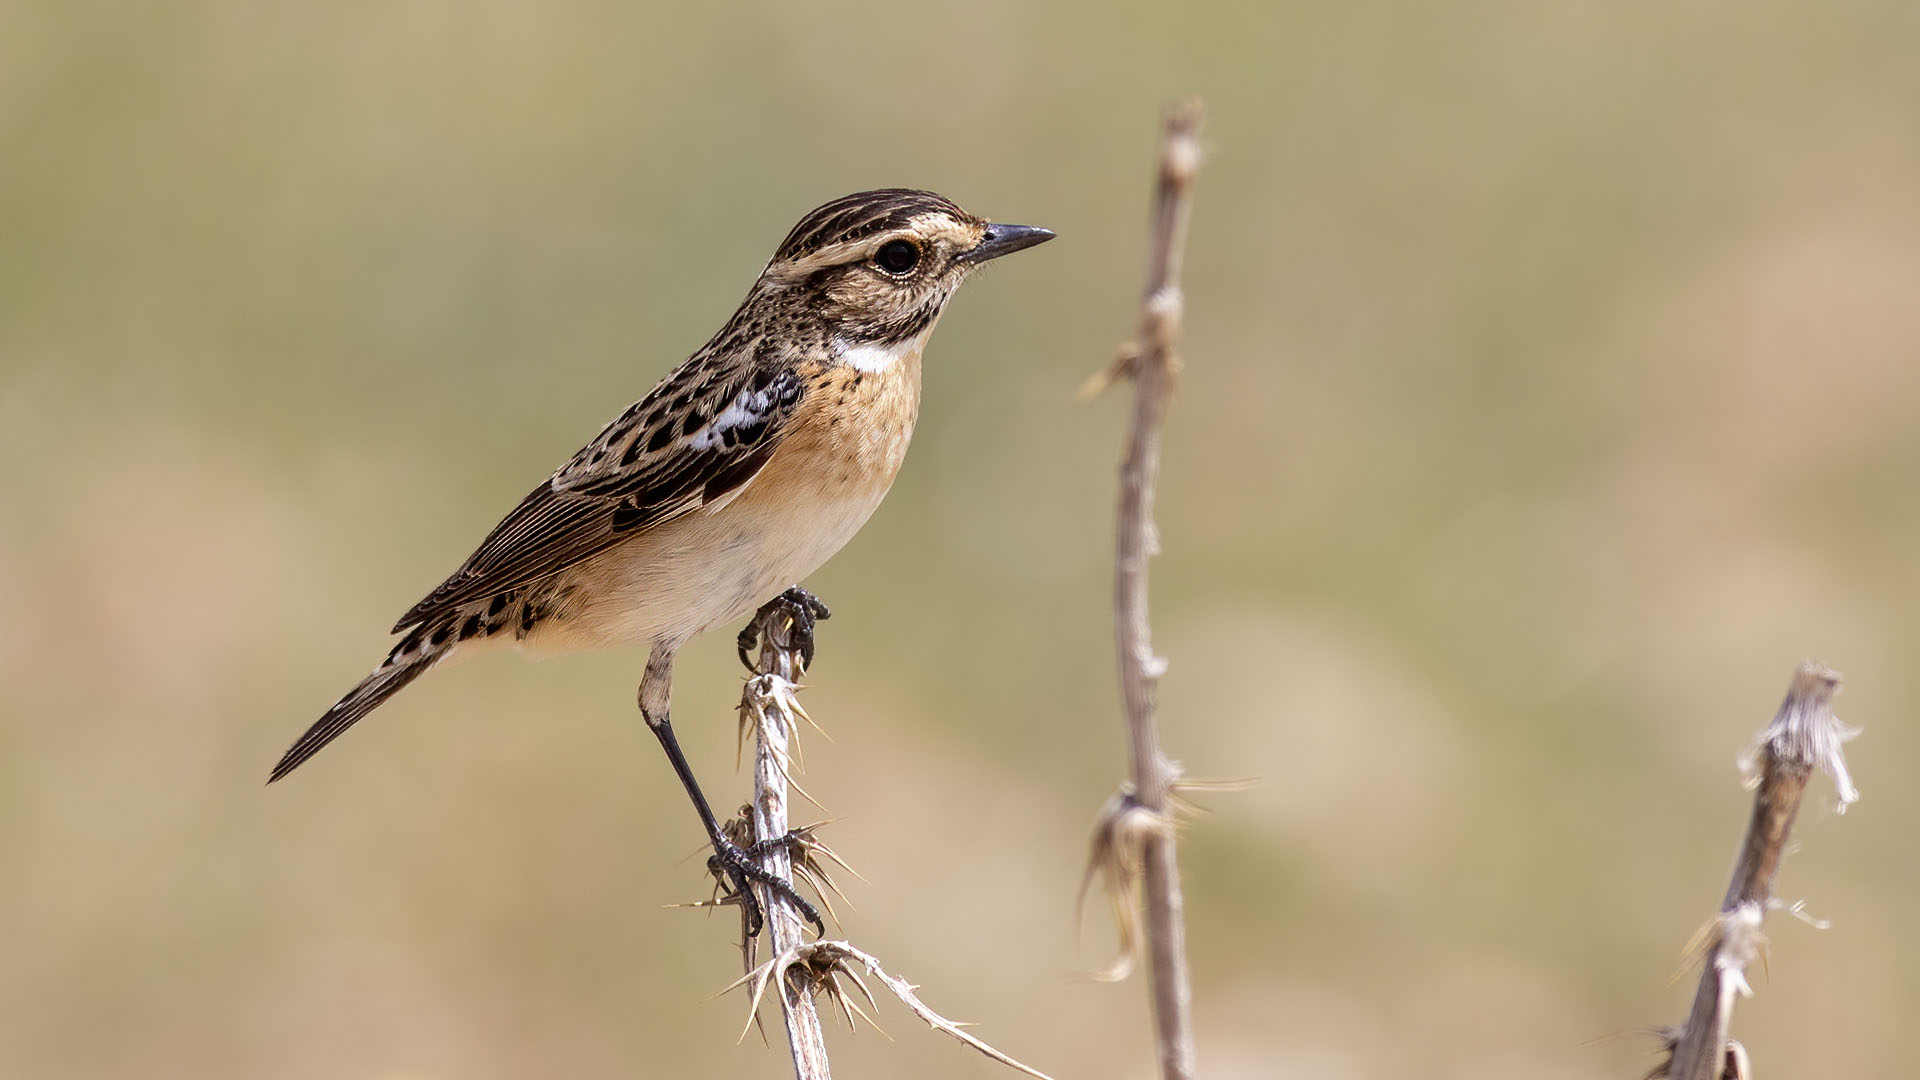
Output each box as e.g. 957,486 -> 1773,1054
4,1 -> 1917,1077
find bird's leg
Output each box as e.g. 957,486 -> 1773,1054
639,643 -> 823,937
735,586 -> 832,673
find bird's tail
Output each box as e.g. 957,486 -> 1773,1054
268,620 -> 454,783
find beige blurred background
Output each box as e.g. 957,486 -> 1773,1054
4,2 -> 1917,1077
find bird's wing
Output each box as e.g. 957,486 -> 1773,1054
392,357 -> 805,632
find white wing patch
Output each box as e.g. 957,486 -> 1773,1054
686,386 -> 779,451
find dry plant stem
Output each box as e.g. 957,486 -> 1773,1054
746,611 -> 829,1080
728,610 -> 1056,1080
1663,661 -> 1856,1080
1112,101 -> 1202,1080
726,942 -> 1058,1080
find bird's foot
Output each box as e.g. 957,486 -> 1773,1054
743,830 -> 809,860
709,833 -> 825,938
736,586 -> 832,673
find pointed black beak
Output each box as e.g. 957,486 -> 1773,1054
959,222 -> 1055,264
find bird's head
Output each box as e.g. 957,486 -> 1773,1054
750,189 -> 1053,363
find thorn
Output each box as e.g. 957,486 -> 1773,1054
1078,343 -> 1141,400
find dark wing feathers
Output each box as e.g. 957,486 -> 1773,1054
392,362 -> 803,632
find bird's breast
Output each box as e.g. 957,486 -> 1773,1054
678,353 -> 923,634
530,353 -> 925,651
758,351 -> 922,505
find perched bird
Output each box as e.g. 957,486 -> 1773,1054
270,188 -> 1053,931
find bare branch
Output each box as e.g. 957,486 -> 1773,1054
739,607 -> 831,1079
728,603 -> 1050,1080
1655,661 -> 1859,1080
1082,99 -> 1203,1080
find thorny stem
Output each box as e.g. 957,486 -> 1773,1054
1111,100 -> 1202,1080
731,608 -> 1055,1080
1660,661 -> 1858,1080
745,609 -> 829,1080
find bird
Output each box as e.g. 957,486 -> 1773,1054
269,188 -> 1054,933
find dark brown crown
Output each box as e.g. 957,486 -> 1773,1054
773,189 -> 973,262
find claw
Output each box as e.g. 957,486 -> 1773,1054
739,586 -> 832,674
736,623 -> 760,672
709,834 -> 825,936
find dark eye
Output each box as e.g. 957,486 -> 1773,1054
874,239 -> 920,275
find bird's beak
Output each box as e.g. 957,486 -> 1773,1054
959,222 -> 1056,264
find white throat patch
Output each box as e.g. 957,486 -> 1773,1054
834,335 -> 921,374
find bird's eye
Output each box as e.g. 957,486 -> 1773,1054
874,239 -> 920,275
